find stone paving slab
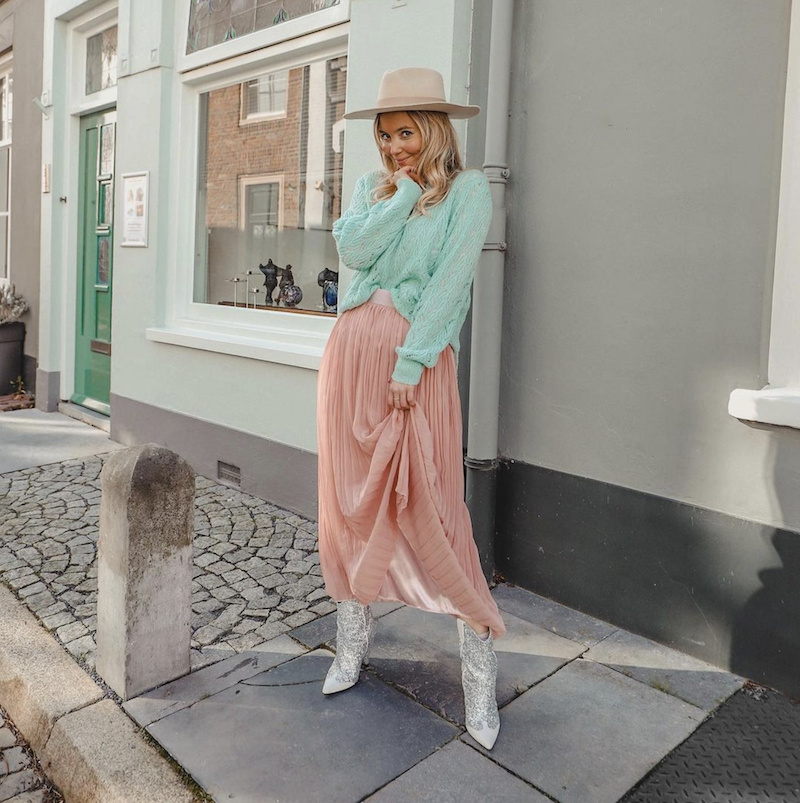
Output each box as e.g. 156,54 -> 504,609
123,636 -> 306,728
361,604 -> 583,724
363,740 -> 551,802
492,584 -> 618,646
0,410 -> 121,475
584,628 -> 745,711
468,658 -> 705,803
147,650 -> 459,803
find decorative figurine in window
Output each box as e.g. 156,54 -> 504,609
318,267 -> 339,312
279,263 -> 303,307
259,259 -> 279,305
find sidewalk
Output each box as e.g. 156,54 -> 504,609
1,410 -> 799,802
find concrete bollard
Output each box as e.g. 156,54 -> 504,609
96,443 -> 195,700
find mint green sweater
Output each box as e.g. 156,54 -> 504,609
333,169 -> 493,386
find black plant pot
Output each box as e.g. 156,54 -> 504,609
0,321 -> 25,396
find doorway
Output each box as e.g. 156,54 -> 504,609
73,109 -> 116,415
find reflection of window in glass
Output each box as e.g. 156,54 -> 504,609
0,147 -> 9,280
0,73 -> 12,144
187,0 -> 341,54
245,182 -> 281,238
241,71 -> 288,122
194,54 -> 347,315
86,26 -> 118,95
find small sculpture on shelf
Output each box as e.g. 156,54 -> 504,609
278,264 -> 303,308
317,267 -> 339,312
259,259 -> 279,305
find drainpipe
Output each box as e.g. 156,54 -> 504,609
466,0 -> 514,583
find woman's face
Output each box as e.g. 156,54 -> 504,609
377,112 -> 423,170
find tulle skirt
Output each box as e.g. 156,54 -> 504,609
316,289 -> 506,640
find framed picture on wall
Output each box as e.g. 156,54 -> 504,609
121,171 -> 149,247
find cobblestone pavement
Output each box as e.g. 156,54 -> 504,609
0,456 -> 333,673
0,704 -> 64,803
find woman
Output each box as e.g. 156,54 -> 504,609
316,67 -> 506,750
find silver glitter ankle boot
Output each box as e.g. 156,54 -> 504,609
457,618 -> 501,750
322,599 -> 376,695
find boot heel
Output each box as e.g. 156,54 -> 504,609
362,609 -> 377,666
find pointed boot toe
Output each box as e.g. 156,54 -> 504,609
467,721 -> 500,750
322,600 -> 375,695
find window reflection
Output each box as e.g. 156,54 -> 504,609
86,26 -> 118,95
187,0 -> 341,54
194,55 -> 346,316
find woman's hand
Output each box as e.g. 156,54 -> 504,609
391,165 -> 425,189
387,379 -> 417,409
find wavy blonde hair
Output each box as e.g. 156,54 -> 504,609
371,110 -> 465,217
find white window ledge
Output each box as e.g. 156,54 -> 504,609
728,387 -> 800,430
145,325 -> 326,370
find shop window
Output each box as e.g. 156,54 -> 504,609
193,54 -> 346,316
86,25 -> 118,95
187,0 -> 341,54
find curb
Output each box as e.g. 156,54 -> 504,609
0,585 -> 203,803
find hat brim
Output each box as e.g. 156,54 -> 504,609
343,102 -> 481,120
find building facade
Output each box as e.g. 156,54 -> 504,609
0,0 -> 44,394
38,0 -> 800,697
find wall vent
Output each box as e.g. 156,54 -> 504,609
217,461 -> 241,486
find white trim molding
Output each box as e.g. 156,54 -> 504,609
729,2 -> 800,430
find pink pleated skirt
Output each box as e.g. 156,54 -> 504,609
316,288 -> 506,640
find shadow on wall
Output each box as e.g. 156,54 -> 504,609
729,431 -> 800,697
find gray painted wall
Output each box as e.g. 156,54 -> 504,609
499,0 -> 800,532
0,0 -> 43,392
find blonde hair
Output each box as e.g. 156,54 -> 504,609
371,110 -> 465,217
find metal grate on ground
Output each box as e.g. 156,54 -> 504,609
623,685 -> 800,802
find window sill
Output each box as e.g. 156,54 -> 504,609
728,386 -> 800,430
145,322 -> 330,370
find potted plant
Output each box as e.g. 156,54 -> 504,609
0,283 -> 29,397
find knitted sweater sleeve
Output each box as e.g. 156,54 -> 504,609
392,171 -> 493,385
332,172 -> 423,271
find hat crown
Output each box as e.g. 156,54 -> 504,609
377,68 -> 446,106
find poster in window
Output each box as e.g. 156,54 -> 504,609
121,171 -> 149,247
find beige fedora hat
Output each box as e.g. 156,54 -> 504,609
343,66 -> 481,120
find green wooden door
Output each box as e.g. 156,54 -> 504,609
73,110 -> 116,415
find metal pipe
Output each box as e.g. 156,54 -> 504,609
466,0 -> 515,582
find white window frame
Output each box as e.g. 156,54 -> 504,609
238,174 -> 285,232
70,3 -> 118,116
147,18 -> 350,371
729,3 -> 800,430
239,71 -> 289,125
0,52 -> 12,147
0,51 -> 12,286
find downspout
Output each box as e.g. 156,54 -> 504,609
466,0 -> 514,582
